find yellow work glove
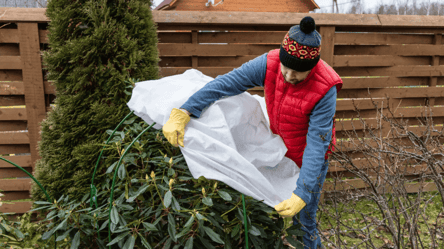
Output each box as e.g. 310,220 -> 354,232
274,193 -> 306,218
162,108 -> 191,147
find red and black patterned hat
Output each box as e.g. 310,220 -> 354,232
279,16 -> 321,72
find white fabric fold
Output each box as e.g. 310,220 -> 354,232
127,69 -> 300,207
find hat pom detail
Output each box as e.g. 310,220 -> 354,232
300,16 -> 316,34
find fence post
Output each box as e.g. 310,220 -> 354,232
319,26 -> 335,67
192,30 -> 198,68
429,33 -> 441,107
319,26 -> 336,204
18,22 -> 46,171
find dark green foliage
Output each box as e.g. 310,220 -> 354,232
29,116 -> 304,248
31,0 -> 159,202
0,212 -> 71,248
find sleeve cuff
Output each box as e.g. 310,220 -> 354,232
180,104 -> 202,119
293,186 -> 311,205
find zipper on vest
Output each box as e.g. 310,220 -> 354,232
276,83 -> 290,133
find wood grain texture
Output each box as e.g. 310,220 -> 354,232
0,120 -> 27,131
336,26 -> 444,34
0,8 -> 48,22
0,155 -> 32,168
335,65 -> 444,77
335,44 -> 444,56
0,201 -> 32,214
18,23 -> 46,170
341,77 -> 430,89
152,11 -> 381,26
0,144 -> 29,155
39,30 -> 48,44
319,26 -> 335,67
0,168 -> 32,178
0,108 -> 27,120
0,132 -> 29,145
335,32 -> 434,45
0,29 -> 19,43
0,178 -> 31,191
0,70 -> 22,81
0,9 -> 439,28
0,81 -> 24,95
0,96 -> 25,106
0,44 -> 20,56
158,43 -> 277,56
0,191 -> 30,201
338,87 -> 444,99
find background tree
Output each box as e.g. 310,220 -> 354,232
30,0 -> 159,202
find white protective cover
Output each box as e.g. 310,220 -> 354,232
127,69 -> 300,207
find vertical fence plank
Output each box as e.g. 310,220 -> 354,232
18,22 -> 46,171
429,33 -> 441,106
192,30 -> 198,68
319,26 -> 335,67
319,26 -> 335,204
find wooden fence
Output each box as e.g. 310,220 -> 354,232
0,8 -> 443,215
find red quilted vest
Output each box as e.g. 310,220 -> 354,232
264,49 -> 342,168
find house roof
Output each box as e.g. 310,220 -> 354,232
155,0 -> 320,11
155,0 -> 178,10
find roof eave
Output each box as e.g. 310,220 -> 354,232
311,0 -> 320,9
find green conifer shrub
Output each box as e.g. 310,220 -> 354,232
31,0 -> 159,202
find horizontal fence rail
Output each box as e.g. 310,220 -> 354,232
1,8 -> 443,214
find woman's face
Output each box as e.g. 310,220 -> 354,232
280,63 -> 311,85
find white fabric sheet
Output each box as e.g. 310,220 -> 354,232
127,69 -> 300,207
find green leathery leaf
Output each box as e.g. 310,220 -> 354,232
127,184 -> 150,203
139,235 -> 153,249
106,231 -> 130,246
275,238 -> 284,249
70,230 -> 81,249
163,237 -> 172,249
12,227 -> 24,239
111,206 -> 119,224
106,161 -> 118,174
46,210 -> 57,219
231,224 -> 240,238
123,234 -> 136,249
41,225 -> 57,240
202,197 -> 213,206
174,226 -> 190,240
54,217 -> 68,232
184,215 -> 195,228
203,226 -> 225,244
286,235 -> 303,248
167,213 -> 176,242
168,168 -> 175,176
249,225 -> 261,236
184,237 -> 193,249
286,226 -> 306,237
171,196 -> 180,210
217,190 -> 232,201
164,190 -> 172,208
118,162 -> 126,180
195,212 -> 207,221
34,201 -> 52,205
56,228 -> 74,241
142,222 -> 158,232
198,236 -> 216,249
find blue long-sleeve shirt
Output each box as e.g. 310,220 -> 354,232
180,52 -> 337,205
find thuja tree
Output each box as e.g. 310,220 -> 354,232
31,0 -> 159,203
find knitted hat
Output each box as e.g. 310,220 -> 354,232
279,16 -> 322,72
